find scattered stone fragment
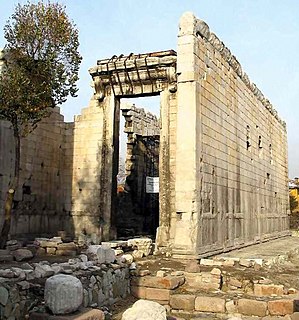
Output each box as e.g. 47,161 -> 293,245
46,247 -> 56,255
13,248 -> 33,262
156,270 -> 166,277
128,238 -> 152,257
56,249 -> 77,257
132,250 -> 144,259
17,280 -> 30,290
122,254 -> 134,264
222,259 -> 236,267
130,262 -> 137,270
0,269 -> 15,278
200,258 -> 221,266
210,267 -> 221,276
122,299 -> 166,320
6,240 -> 21,251
35,264 -> 55,278
138,270 -> 150,277
0,255 -> 13,262
0,286 -> 9,305
185,260 -> 200,273
20,263 -> 33,270
288,287 -> 297,294
79,254 -> 88,263
239,259 -> 252,268
115,249 -> 124,256
171,271 -> 184,276
36,247 -> 46,256
50,237 -> 62,243
11,267 -> 26,280
25,270 -> 35,281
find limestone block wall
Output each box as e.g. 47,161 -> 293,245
121,103 -> 159,176
173,12 -> 289,257
69,96 -> 116,243
0,108 -> 71,238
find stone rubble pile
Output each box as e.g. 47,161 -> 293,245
0,236 -> 152,263
34,237 -> 79,256
0,237 -> 80,263
0,245 -> 132,320
127,238 -> 153,259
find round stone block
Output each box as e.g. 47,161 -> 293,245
45,274 -> 83,315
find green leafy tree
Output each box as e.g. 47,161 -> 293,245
0,1 -> 82,248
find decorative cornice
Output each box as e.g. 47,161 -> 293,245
89,50 -> 177,100
187,14 -> 286,130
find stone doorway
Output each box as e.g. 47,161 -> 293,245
116,99 -> 160,239
88,50 -> 177,245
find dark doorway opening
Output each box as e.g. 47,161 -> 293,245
116,97 -> 160,239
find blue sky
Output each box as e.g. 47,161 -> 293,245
1,1 -> 299,177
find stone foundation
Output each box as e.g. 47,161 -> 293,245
131,257 -> 299,319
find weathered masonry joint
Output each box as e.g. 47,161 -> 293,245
0,12 -> 289,259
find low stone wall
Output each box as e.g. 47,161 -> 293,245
0,254 -> 130,319
131,259 -> 299,319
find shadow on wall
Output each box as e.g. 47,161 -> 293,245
0,109 -> 76,241
116,136 -> 160,239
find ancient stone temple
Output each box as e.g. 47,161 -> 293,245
0,12 -> 289,258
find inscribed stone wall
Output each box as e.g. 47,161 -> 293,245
172,12 -> 289,257
199,35 -> 288,248
0,108 -> 71,238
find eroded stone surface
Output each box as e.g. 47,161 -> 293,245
45,274 -> 83,315
13,249 -> 33,262
122,299 -> 167,320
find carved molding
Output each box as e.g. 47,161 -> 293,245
89,50 -> 177,101
194,17 -> 286,130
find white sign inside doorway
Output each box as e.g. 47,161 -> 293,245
146,177 -> 159,193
